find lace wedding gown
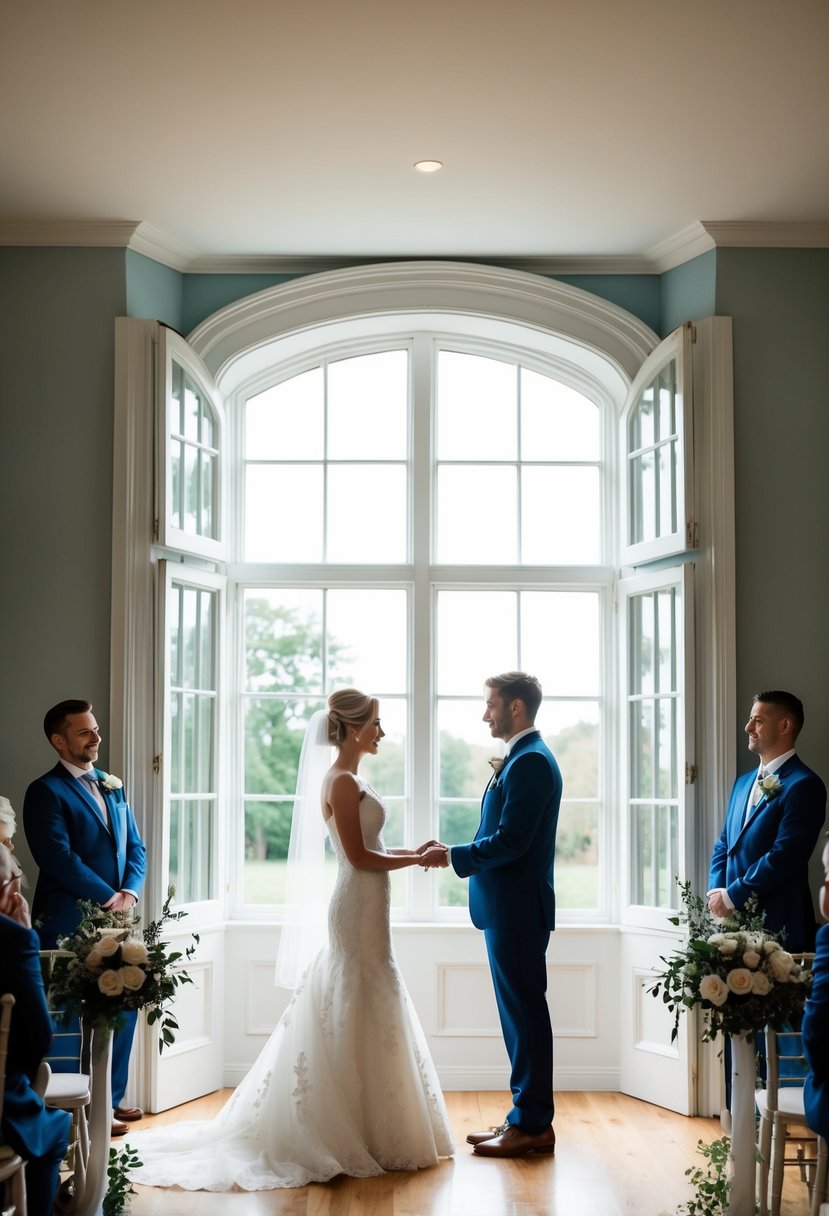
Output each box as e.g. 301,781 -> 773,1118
127,783 -> 454,1190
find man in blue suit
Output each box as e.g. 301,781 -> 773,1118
803,837 -> 829,1144
23,700 -> 147,1134
707,690 -> 826,950
449,672 -> 561,1158
0,844 -> 71,1216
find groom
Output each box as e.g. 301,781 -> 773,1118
23,699 -> 147,1133
449,672 -> 562,1157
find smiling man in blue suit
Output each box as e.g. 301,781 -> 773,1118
23,699 -> 147,1134
449,672 -> 561,1159
707,690 -> 826,950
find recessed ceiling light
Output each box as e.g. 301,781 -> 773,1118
414,160 -> 443,173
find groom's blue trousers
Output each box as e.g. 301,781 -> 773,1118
484,924 -> 554,1133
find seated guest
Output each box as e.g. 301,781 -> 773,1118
0,845 -> 71,1216
803,836 -> 829,1142
0,795 -> 15,850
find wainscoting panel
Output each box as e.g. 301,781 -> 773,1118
222,923 -> 621,1092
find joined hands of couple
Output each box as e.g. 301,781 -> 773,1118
415,840 -> 450,869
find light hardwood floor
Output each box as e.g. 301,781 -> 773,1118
120,1090 -> 816,1215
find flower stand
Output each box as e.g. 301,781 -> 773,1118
74,1024 -> 113,1216
727,1031 -> 757,1216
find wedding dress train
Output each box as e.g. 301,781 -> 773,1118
127,784 -> 454,1190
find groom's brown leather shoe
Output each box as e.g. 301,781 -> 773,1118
473,1124 -> 556,1157
466,1120 -> 509,1146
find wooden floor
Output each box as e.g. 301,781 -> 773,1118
122,1090 -> 816,1216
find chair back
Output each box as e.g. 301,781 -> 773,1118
39,950 -> 88,1071
0,993 -> 14,1124
763,953 -> 815,1112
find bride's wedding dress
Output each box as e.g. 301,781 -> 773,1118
127,783 -> 454,1190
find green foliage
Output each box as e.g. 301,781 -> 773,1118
102,1142 -> 142,1216
650,881 -> 811,1044
677,1137 -> 732,1216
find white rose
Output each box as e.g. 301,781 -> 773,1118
718,939 -> 739,956
763,941 -> 780,955
96,936 -> 120,958
726,968 -> 753,995
98,968 -> 124,997
769,950 -> 795,981
120,965 -> 147,991
708,934 -> 725,946
752,971 -> 773,995
699,974 -> 729,1006
85,947 -> 103,970
120,940 -> 149,965
742,950 -> 761,969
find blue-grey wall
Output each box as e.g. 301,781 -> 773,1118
0,247 -> 127,879
715,248 -> 829,777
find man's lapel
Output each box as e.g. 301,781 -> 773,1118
57,764 -> 111,834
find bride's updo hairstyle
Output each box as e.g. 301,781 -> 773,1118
327,688 -> 379,746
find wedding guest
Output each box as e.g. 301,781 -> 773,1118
23,699 -> 147,1134
0,843 -> 71,1216
448,672 -> 562,1158
707,691 -> 826,951
803,836 -> 829,1142
0,795 -> 16,850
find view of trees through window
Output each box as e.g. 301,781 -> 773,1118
235,339 -> 607,916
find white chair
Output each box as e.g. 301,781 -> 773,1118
811,1135 -> 828,1216
755,951 -> 822,1216
0,993 -> 28,1216
38,953 -> 90,1214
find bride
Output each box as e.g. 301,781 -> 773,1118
127,689 -> 454,1190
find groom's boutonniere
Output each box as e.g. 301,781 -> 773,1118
757,773 -> 783,799
488,757 -> 505,775
98,771 -> 123,793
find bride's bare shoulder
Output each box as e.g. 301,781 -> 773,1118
321,767 -> 361,811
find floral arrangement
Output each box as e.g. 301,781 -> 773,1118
650,881 -> 810,1042
48,888 -> 199,1051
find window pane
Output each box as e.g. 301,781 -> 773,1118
246,368 -> 323,460
183,375 -> 200,441
180,588 -> 198,689
657,697 -> 677,799
171,441 -> 183,530
658,440 -> 677,536
327,464 -> 406,562
360,698 -> 406,795
245,699 -> 319,795
629,384 -> 656,451
630,699 -> 654,799
438,700 -> 496,798
244,800 -> 293,903
556,803 -> 598,908
632,803 -> 677,908
245,464 -> 324,561
196,696 -> 215,791
436,465 -> 517,563
437,351 -> 517,460
437,593 -> 516,694
244,590 -> 324,694
629,593 -> 655,696
629,451 -> 656,545
541,700 -> 600,799
170,692 -> 182,795
657,588 -> 677,693
183,444 -> 198,534
657,362 -> 677,440
521,466 -> 600,564
170,798 -> 213,904
327,590 -> 407,693
521,370 -> 599,461
521,593 -> 600,697
327,351 -> 407,459
200,450 -> 215,539
171,360 -> 184,435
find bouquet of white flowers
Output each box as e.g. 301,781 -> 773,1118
48,888 -> 199,1050
650,881 -> 810,1043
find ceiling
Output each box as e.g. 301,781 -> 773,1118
2,0 -> 828,271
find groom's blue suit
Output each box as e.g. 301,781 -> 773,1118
708,755 -> 825,951
23,763 -> 147,1105
803,922 -> 829,1142
451,731 -> 561,1133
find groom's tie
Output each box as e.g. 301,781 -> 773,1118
745,767 -> 767,822
82,771 -> 109,828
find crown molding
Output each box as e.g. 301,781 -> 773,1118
128,222 -> 198,271
0,219 -> 142,246
700,220 -> 829,248
1,218 -> 827,272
